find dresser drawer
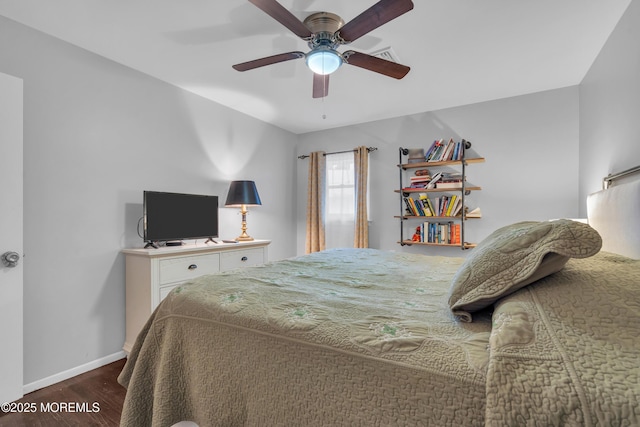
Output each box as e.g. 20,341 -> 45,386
220,248 -> 264,271
159,284 -> 179,302
159,253 -> 220,285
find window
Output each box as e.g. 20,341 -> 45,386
325,152 -> 368,248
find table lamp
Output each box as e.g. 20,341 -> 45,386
225,180 -> 262,241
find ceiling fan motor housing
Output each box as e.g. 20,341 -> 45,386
304,12 -> 344,50
303,12 -> 344,35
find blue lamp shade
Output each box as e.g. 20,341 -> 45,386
306,47 -> 342,75
225,180 -> 261,241
225,180 -> 262,207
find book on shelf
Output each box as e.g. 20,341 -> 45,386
407,197 -> 419,216
423,195 -> 436,216
452,142 -> 460,162
415,199 -> 427,216
403,197 -> 413,215
438,196 -> 447,216
451,197 -> 463,217
452,140 -> 463,161
466,207 -> 482,218
407,148 -> 425,163
418,194 -> 433,216
435,181 -> 463,189
442,196 -> 451,216
445,195 -> 457,216
410,179 -> 429,183
425,139 -> 443,162
422,141 -> 435,162
440,171 -> 462,181
441,139 -> 456,161
451,223 -> 461,244
409,176 -> 430,188
425,171 -> 442,189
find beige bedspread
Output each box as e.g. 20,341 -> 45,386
486,251 -> 640,426
118,248 -> 640,426
119,248 -> 492,426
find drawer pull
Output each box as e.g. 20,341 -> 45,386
188,264 -> 198,270
241,256 -> 248,262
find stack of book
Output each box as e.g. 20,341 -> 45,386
424,138 -> 466,162
409,174 -> 430,188
405,171 -> 442,189
407,148 -> 425,163
435,172 -> 463,189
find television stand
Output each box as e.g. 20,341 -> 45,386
144,241 -> 159,249
205,237 -> 218,244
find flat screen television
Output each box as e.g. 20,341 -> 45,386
143,191 -> 219,247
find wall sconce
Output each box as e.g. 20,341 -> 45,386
225,180 -> 262,241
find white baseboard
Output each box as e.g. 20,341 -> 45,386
23,351 -> 126,394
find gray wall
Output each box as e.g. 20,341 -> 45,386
296,87 -> 580,256
0,16 -> 298,385
579,0 -> 640,211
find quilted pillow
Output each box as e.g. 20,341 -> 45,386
448,219 -> 602,322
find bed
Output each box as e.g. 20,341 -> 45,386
118,172 -> 640,427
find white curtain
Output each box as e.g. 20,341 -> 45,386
325,151 -> 355,249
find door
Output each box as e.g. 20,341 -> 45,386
0,71 -> 24,403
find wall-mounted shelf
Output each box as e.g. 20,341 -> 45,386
397,140 -> 484,249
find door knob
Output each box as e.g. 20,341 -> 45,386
1,251 -> 20,268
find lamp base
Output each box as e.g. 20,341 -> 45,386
235,205 -> 255,242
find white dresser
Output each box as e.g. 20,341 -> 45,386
122,239 -> 270,353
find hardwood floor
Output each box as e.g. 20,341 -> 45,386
0,358 -> 127,427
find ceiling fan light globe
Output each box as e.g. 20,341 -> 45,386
306,49 -> 342,75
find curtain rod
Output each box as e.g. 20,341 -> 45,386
603,164 -> 640,189
297,147 -> 377,160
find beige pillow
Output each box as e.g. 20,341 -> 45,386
448,220 -> 602,322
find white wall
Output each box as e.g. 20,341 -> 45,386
579,0 -> 640,213
296,87 -> 580,256
0,16 -> 298,386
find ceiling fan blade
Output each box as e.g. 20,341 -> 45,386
343,51 -> 410,79
312,73 -> 329,98
232,51 -> 305,71
249,0 -> 313,39
338,0 -> 414,43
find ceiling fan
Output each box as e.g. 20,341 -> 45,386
232,0 -> 414,98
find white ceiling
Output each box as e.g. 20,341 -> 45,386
0,0 -> 632,134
